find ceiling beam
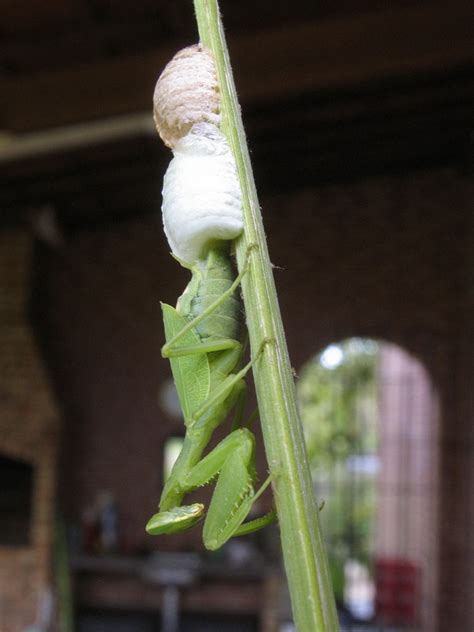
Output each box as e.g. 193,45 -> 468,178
1,1 -> 473,133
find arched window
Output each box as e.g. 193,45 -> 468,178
297,338 -> 439,630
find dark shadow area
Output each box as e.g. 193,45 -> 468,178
0,455 -> 34,546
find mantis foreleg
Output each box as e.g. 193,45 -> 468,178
147,428 -> 275,549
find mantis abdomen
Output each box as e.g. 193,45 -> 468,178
185,247 -> 242,344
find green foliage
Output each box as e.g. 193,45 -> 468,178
298,339 -> 378,465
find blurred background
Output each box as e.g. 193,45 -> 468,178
0,1 -> 472,631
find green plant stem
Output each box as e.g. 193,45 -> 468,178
193,2 -> 339,630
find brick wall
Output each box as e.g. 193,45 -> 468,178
31,168 -> 473,631
262,169 -> 473,631
0,231 -> 59,632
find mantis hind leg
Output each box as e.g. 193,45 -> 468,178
162,336 -> 241,358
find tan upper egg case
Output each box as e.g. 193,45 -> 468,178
153,45 -> 221,148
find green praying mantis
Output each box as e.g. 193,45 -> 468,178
146,244 -> 275,550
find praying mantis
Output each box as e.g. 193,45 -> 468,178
146,244 -> 274,550
146,45 -> 274,550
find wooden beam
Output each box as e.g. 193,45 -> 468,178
1,1 -> 473,133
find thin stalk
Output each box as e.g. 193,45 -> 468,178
193,2 -> 339,630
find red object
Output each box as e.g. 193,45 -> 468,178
375,557 -> 420,625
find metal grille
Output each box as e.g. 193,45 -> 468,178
297,339 -> 439,631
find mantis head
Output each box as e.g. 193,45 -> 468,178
146,503 -> 205,535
